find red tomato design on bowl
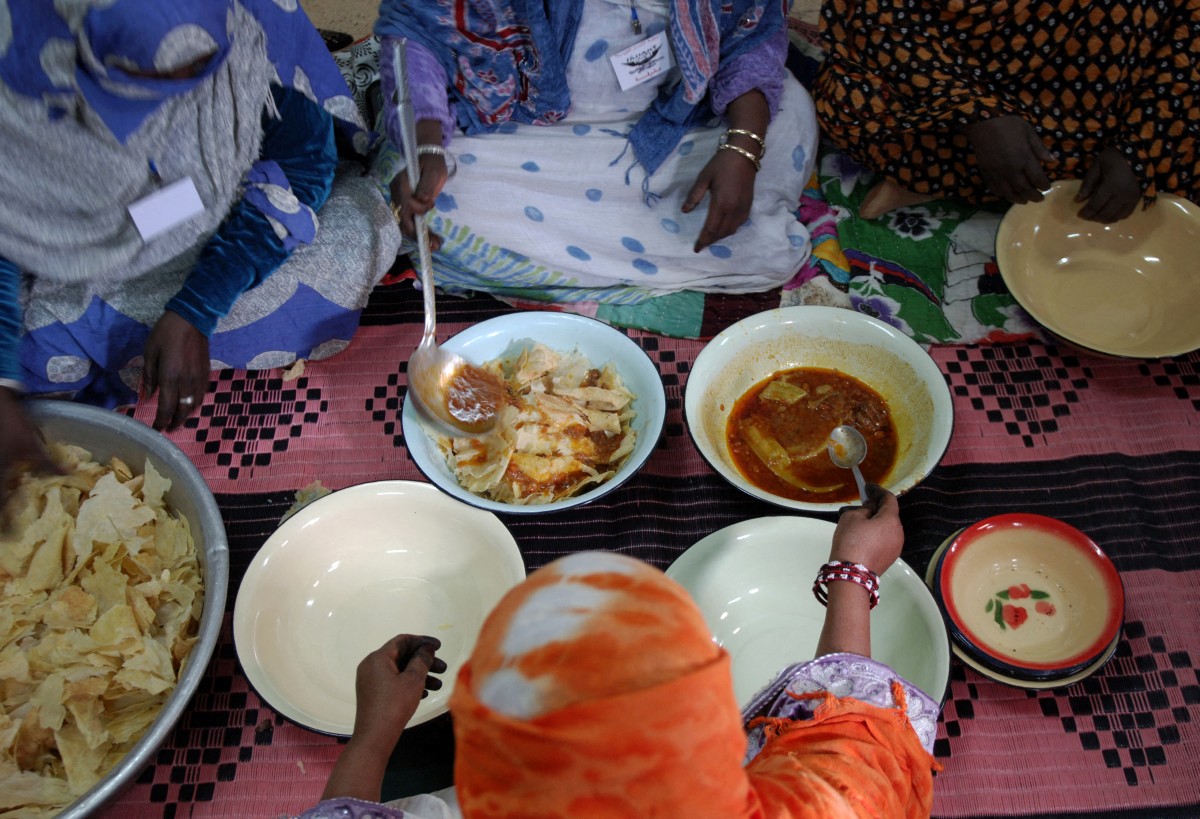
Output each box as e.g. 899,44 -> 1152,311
1008,583 -> 1032,599
1002,604 -> 1029,629
1036,600 -> 1057,616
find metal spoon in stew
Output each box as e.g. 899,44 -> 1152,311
827,424 -> 870,504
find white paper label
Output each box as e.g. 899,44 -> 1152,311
128,176 -> 205,242
609,32 -> 673,92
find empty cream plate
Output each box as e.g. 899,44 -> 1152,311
997,180 -> 1200,358
666,516 -> 950,705
233,480 -> 525,735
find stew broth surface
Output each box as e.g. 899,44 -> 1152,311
726,367 -> 898,503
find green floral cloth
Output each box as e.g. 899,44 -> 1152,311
781,148 -> 1043,345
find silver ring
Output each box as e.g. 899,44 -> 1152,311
179,395 -> 195,407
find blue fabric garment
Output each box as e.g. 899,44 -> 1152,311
375,0 -> 579,134
0,0 -> 362,145
0,259 -> 22,384
165,86 -> 337,336
374,0 -> 784,174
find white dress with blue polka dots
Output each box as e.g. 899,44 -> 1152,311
424,0 -> 819,304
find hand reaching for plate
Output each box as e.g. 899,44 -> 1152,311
1076,146 -> 1141,223
355,634 -> 447,747
321,634 -> 448,803
963,115 -> 1054,205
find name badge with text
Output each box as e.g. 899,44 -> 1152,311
609,31 -> 673,91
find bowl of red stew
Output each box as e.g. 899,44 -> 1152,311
684,305 -> 953,512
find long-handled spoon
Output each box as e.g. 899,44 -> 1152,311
827,424 -> 870,504
393,39 -> 503,436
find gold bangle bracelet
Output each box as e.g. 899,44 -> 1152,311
723,128 -> 765,155
718,142 -> 762,171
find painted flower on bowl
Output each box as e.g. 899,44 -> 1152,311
986,584 -> 1056,630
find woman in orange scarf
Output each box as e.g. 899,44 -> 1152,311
300,487 -> 940,818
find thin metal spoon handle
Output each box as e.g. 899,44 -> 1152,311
392,39 -> 437,341
850,463 -> 868,505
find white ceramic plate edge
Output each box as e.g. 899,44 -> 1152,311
232,480 -> 525,734
667,515 -> 950,705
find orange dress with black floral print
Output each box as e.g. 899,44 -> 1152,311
815,0 -> 1199,203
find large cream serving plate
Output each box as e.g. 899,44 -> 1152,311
997,180 -> 1200,358
233,480 -> 525,735
665,516 -> 950,706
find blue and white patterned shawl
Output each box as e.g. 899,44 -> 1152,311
0,0 -> 365,282
374,0 -> 785,175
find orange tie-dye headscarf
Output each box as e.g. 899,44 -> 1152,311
450,552 -> 937,819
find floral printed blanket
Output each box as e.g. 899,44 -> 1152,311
781,148 -> 1043,345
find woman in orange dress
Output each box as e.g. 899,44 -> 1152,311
298,487 -> 940,818
815,0 -> 1199,222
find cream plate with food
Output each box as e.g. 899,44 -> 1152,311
403,312 -> 666,514
685,305 -> 953,513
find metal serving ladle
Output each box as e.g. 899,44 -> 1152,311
392,39 -> 502,436
827,424 -> 870,504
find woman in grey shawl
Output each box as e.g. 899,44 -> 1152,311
0,0 -> 400,505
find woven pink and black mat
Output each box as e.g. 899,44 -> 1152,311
93,282 -> 1200,819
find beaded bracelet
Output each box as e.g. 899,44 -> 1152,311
718,142 -> 762,171
812,560 -> 880,609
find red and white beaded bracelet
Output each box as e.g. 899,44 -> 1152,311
812,560 -> 880,609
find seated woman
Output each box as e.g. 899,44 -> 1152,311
295,486 -> 941,818
815,0 -> 1199,222
0,0 -> 400,500
374,0 -> 819,306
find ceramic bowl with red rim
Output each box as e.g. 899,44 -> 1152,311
934,514 -> 1124,681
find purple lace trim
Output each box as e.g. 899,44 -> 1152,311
294,797 -> 407,819
740,652 -> 942,761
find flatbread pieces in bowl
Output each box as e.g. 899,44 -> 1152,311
437,343 -> 638,505
404,311 -> 667,515
1,442 -> 204,817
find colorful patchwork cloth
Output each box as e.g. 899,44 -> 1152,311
781,148 -> 1045,345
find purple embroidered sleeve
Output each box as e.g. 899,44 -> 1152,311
380,36 -> 457,149
293,797 -> 408,819
709,28 -> 787,120
740,652 -> 943,762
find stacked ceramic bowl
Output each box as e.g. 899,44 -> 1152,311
927,514 -> 1125,688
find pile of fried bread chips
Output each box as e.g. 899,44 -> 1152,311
436,343 -> 638,504
1,443 -> 203,817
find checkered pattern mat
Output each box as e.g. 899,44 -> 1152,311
95,282 -> 1200,818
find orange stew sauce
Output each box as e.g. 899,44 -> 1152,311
726,367 -> 898,504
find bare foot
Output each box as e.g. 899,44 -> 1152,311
858,178 -> 936,220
